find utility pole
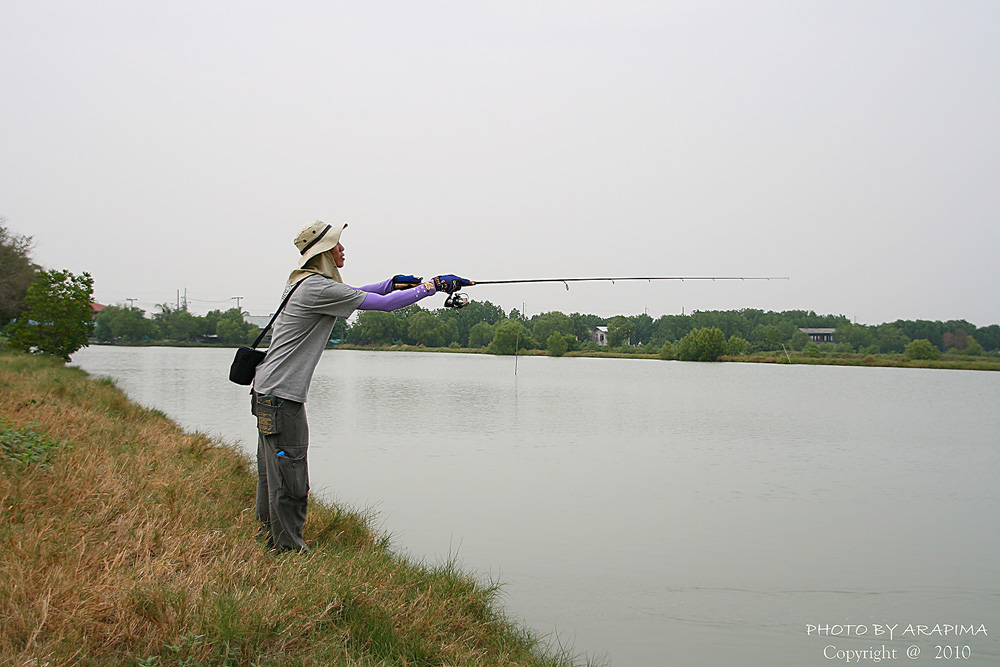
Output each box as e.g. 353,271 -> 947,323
232,296 -> 244,311
125,298 -> 137,309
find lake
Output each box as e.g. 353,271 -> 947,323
70,346 -> 1000,666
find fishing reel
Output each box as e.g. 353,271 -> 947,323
444,292 -> 470,310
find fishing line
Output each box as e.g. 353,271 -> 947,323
443,276 -> 789,310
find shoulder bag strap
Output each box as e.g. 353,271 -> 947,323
249,278 -> 305,350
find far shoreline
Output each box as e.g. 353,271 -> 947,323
84,340 -> 1000,372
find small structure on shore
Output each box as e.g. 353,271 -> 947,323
799,327 -> 836,344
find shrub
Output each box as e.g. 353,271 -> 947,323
546,332 -> 570,357
904,338 -> 941,360
677,327 -> 727,361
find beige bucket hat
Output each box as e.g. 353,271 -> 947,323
294,220 -> 347,268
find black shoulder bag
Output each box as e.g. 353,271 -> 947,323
228,280 -> 303,385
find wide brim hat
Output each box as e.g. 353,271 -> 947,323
294,220 -> 347,268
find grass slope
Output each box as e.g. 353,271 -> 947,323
0,348 -> 584,667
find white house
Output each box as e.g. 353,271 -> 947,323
591,326 -> 609,347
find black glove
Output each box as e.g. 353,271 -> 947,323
432,274 -> 474,293
392,275 -> 423,290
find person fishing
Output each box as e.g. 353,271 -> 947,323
251,220 -> 472,552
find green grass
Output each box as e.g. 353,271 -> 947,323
727,350 -> 1000,371
0,348 -> 593,667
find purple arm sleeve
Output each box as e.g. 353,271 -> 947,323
351,278 -> 394,295
358,283 -> 435,312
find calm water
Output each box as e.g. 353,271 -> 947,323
71,346 -> 1000,666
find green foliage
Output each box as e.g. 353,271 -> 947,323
214,308 -> 258,345
0,419 -> 71,466
0,219 -> 39,325
658,340 -> 676,360
546,331 -> 570,357
789,329 -> 809,351
964,337 -> 985,356
606,315 -> 636,348
347,309 -> 409,345
726,336 -> 749,356
488,319 -> 535,355
677,326 -> 728,361
838,322 -> 875,351
976,324 -> 1000,352
407,310 -> 458,348
8,269 -> 94,360
875,323 -> 909,353
95,305 -> 157,343
904,338 -> 941,360
152,304 -> 202,342
530,311 -> 575,344
467,321 -> 495,348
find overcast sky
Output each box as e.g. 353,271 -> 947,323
2,1 -> 998,325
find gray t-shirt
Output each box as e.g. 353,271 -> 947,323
253,275 -> 366,402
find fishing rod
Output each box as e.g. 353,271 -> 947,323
442,275 -> 789,309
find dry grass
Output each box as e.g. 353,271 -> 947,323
0,349 -> 585,667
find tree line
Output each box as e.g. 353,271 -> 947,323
92,303 -> 265,346
4,218 -> 998,361
85,295 -> 1000,359
342,301 -> 1000,358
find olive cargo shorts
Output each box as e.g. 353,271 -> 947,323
252,393 -> 309,552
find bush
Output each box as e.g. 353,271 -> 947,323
726,336 -> 749,356
904,338 -> 941,360
658,341 -> 676,360
546,332 -> 570,357
488,319 -> 535,355
677,327 -> 727,362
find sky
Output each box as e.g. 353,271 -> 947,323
2,1 -> 999,326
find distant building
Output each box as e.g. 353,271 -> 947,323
244,314 -> 273,330
799,327 -> 835,344
591,326 -> 609,347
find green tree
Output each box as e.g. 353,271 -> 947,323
488,319 -> 535,355
962,337 -> 985,356
449,299 -> 504,343
8,269 -> 94,360
677,326 -> 728,361
726,335 -> 749,356
215,308 -> 257,344
875,324 -> 909,353
0,219 -> 39,325
607,315 -> 636,348
546,331 -> 570,357
658,340 -> 676,360
975,324 -> 1000,352
153,304 -> 200,342
467,321 -> 495,348
531,311 -> 574,344
407,310 -> 457,348
904,338 -> 940,360
838,322 -> 875,351
347,310 -> 407,345
789,329 -> 810,351
95,305 -> 156,343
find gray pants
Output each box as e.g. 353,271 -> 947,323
252,393 -> 310,552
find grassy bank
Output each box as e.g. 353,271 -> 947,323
0,348 -> 586,667
723,350 -> 1000,371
